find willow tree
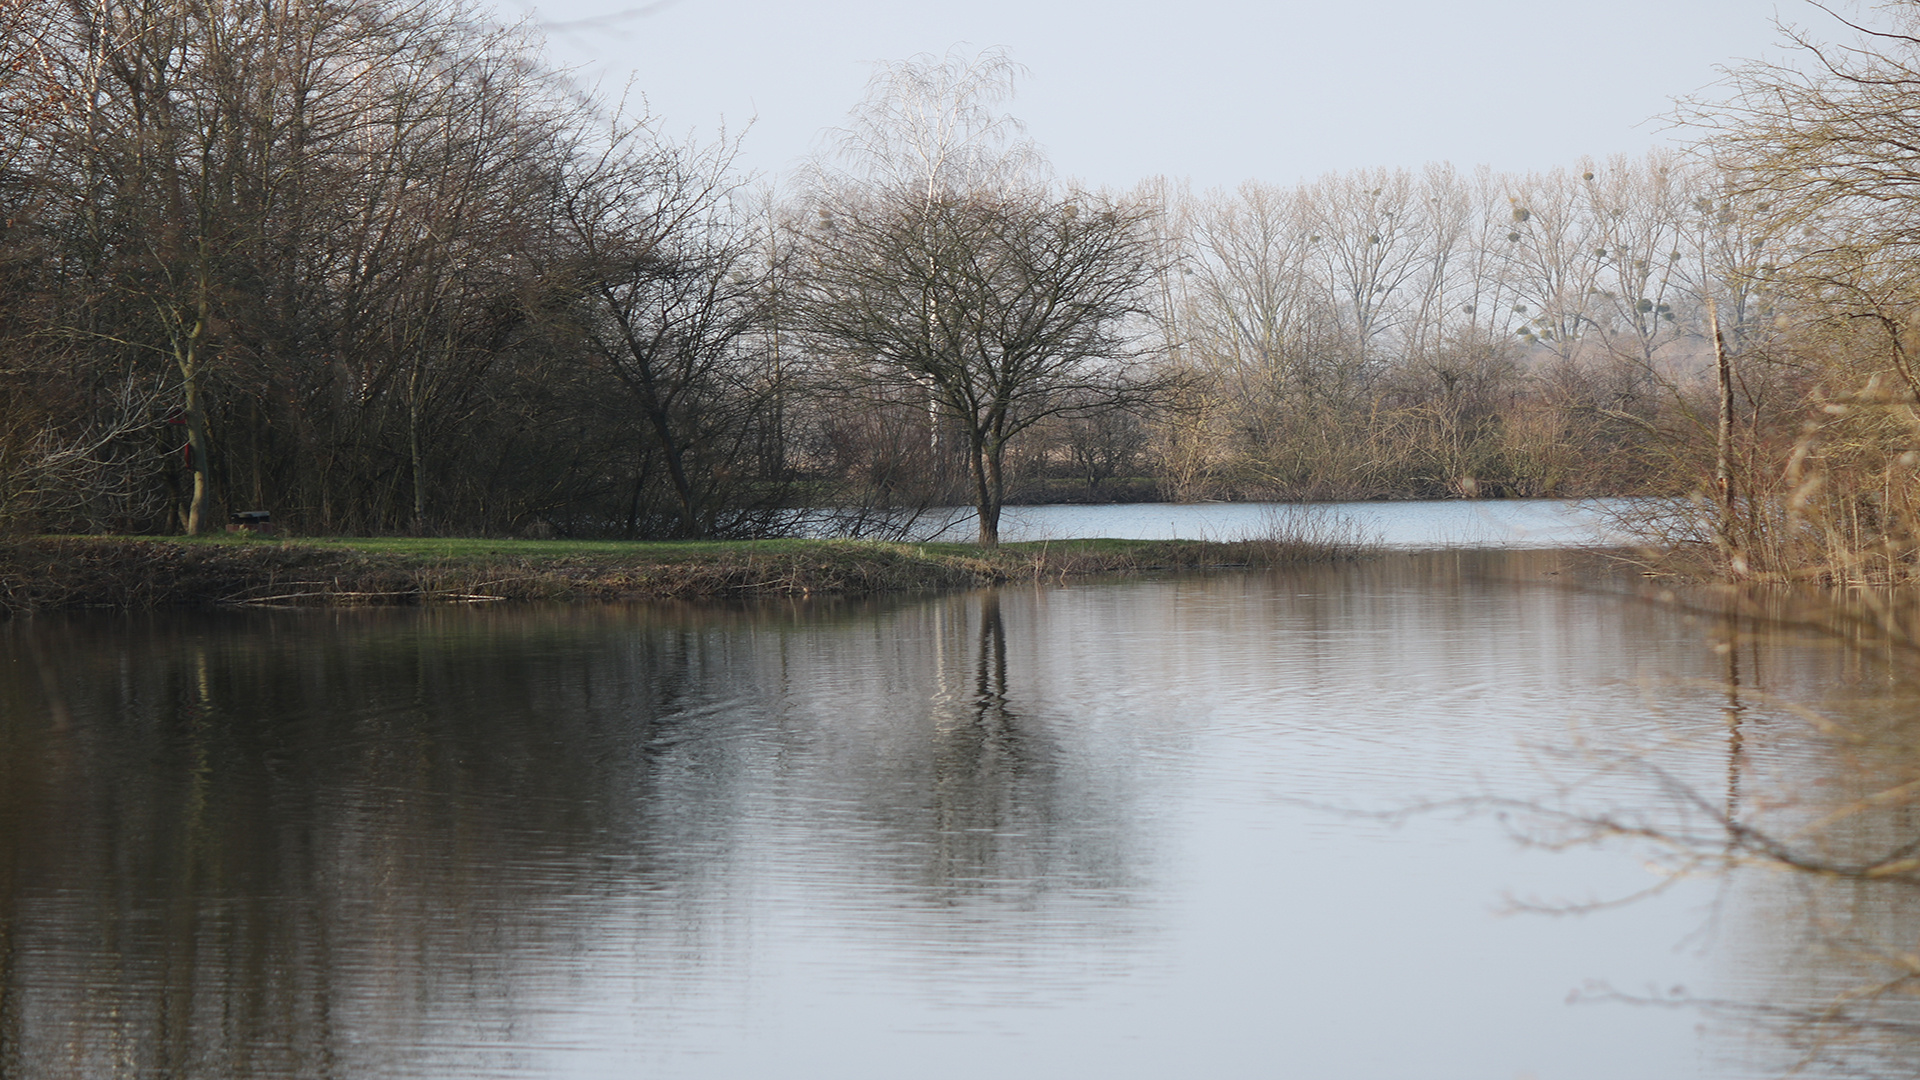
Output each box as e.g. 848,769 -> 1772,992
794,48 -> 1164,546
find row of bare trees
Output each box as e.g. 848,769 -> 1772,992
7,0 -> 1889,547
0,18 -> 1176,544
0,0 -> 792,539
1140,154 -> 1779,502
1137,0 -> 1920,590
773,54 -> 1780,533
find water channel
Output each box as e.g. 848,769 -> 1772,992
3,510 -> 1917,1078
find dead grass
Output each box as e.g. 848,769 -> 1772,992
0,528 -> 1376,614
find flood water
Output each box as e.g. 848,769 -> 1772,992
950,497 -> 1634,547
3,550 -> 1917,1079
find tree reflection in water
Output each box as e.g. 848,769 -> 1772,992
14,555 -> 1920,1078
0,595 -> 1137,1078
927,592 -> 1031,886
1708,618 -> 1920,1080
1492,604 -> 1920,1079
0,607 -> 706,1078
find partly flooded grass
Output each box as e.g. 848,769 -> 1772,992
1,526 -> 1375,613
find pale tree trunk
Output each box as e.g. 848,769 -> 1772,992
1706,293 -> 1739,574
180,373 -> 211,535
176,277 -> 213,535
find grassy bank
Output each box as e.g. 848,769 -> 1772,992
0,529 -> 1373,614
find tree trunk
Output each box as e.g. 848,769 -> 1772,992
641,403 -> 700,539
970,432 -> 1005,547
409,364 -> 427,533
181,375 -> 211,535
177,288 -> 213,536
1706,294 -> 1739,574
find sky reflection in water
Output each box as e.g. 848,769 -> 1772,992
0,549 -> 1904,1078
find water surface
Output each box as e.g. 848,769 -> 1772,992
0,550 -> 1908,1078
970,498 -> 1632,547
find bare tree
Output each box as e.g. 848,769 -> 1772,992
1696,0 -> 1920,336
1580,154 -> 1692,384
1185,181 -> 1328,408
546,123 -> 783,539
1663,1 -> 1920,582
1302,168 -> 1437,383
795,49 -> 1166,546
797,189 -> 1163,545
1500,167 -> 1608,362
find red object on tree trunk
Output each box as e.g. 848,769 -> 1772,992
165,413 -> 191,466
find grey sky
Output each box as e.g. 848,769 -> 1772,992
518,0 -> 1797,190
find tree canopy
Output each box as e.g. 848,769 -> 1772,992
794,50 -> 1164,545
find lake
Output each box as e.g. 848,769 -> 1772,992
982,498 -> 1636,548
1,541 -> 1914,1077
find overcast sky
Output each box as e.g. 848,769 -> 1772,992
513,0 -> 1802,191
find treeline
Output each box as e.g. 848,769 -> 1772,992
1144,156 -> 1762,501
0,0 -> 1871,548
0,0 -> 787,539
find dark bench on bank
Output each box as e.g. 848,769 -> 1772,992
227,510 -> 274,535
